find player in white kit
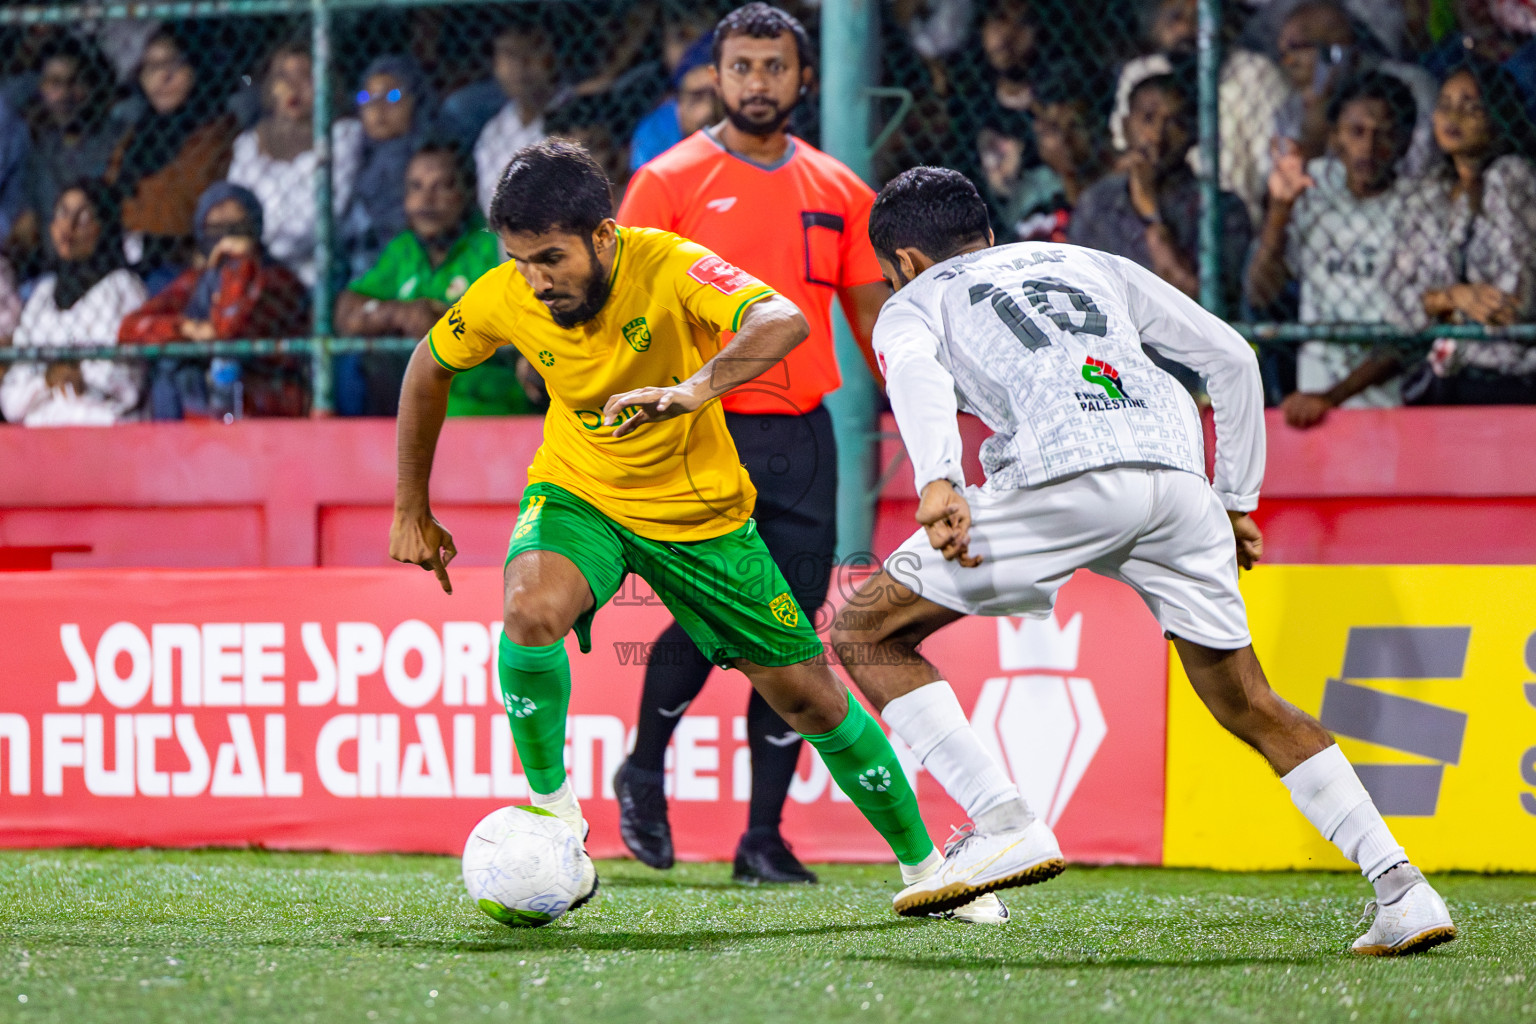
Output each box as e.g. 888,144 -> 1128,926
831,167 -> 1457,955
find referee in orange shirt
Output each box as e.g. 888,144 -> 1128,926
612,2 -> 889,883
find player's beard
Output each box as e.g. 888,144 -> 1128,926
547,246 -> 612,329
723,92 -> 797,137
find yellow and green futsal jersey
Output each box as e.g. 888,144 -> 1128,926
427,227 -> 777,541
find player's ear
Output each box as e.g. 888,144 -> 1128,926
592,218 -> 618,253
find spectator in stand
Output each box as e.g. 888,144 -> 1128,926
339,55 -> 434,281
226,39 -> 364,287
1272,1 -> 1438,178
1071,71 -> 1251,308
0,94 -> 29,252
472,24 -> 558,215
334,144 -> 527,416
14,38 -> 119,270
1386,58 -> 1536,404
1111,0 -> 1291,225
1246,72 -> 1418,425
548,98 -> 631,200
119,182 -> 309,419
0,181 -> 146,426
629,36 -> 718,172
982,79 -> 1109,243
104,27 -> 239,287
1423,0 -> 1536,107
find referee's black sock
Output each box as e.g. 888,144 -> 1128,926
746,688 -> 803,833
628,619 -> 713,773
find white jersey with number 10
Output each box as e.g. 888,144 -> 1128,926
872,242 -> 1265,513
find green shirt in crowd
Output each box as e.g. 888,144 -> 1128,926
347,217 -> 533,416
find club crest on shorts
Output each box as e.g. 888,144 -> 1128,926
622,316 -> 651,352
769,591 -> 799,628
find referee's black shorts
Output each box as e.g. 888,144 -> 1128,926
724,404 -> 838,629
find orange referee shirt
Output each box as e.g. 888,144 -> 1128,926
617,129 -> 885,415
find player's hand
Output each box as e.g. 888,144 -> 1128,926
1280,390 -> 1332,429
917,479 -> 981,567
601,383 -> 702,438
1228,510 -> 1263,570
389,509 -> 458,594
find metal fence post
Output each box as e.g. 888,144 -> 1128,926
310,0 -> 335,414
820,0 -> 878,560
1197,0 -> 1223,316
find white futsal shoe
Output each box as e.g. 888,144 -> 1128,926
893,819 -> 1066,917
935,892 -> 1011,924
1351,881 -> 1457,956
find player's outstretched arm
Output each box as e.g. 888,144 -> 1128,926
602,295 -> 808,437
389,339 -> 459,594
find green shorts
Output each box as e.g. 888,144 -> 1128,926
504,482 -> 825,667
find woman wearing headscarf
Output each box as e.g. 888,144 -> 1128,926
339,54 -> 435,279
1386,57 -> 1536,404
104,26 -> 239,285
0,180 -> 147,425
226,38 -> 364,287
119,181 -> 310,418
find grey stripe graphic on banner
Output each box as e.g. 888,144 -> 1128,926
1354,764 -> 1445,817
1340,627 -> 1471,679
1319,679 -> 1468,764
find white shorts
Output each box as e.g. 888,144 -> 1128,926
885,467 -> 1251,649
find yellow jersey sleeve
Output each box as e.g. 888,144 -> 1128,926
425,266 -> 515,372
665,237 -> 777,336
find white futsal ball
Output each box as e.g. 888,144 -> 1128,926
462,806 -> 597,927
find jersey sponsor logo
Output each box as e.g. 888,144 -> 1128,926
687,254 -> 757,295
705,196 -> 738,213
447,304 -> 466,340
769,591 -> 799,628
622,316 -> 652,352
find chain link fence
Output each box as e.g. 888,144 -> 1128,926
1,0 -> 1534,425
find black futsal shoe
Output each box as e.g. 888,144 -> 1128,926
613,759 -> 674,869
732,827 -> 818,885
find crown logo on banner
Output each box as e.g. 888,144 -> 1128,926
997,611 -> 1083,672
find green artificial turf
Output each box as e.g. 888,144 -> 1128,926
1,850 -> 1532,1023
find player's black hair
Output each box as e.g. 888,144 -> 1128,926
1326,70 -> 1417,148
410,140 -> 476,196
487,139 -> 613,237
868,166 -> 992,266
711,3 -> 814,74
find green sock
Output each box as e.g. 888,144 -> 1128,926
802,692 -> 935,866
498,634 -> 571,794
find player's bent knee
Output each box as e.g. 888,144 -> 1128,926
503,586 -> 579,647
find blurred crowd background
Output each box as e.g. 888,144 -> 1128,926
1,0 -> 1534,427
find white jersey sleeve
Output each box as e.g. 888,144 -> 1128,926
1115,257 -> 1265,512
873,301 -> 966,493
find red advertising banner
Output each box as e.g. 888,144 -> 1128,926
0,566 -> 1167,863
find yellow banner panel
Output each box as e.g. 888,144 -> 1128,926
1164,565 -> 1536,872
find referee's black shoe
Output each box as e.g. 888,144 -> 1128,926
733,827 -> 818,885
614,759 -> 674,869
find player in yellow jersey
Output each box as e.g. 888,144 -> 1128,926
389,140 -> 955,917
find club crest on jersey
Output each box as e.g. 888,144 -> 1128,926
769,592 -> 799,628
622,316 -> 652,352
687,254 -> 757,295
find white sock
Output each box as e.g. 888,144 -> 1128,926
1281,744 -> 1407,881
882,681 -> 1032,824
530,780 -> 584,838
900,848 -> 943,885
